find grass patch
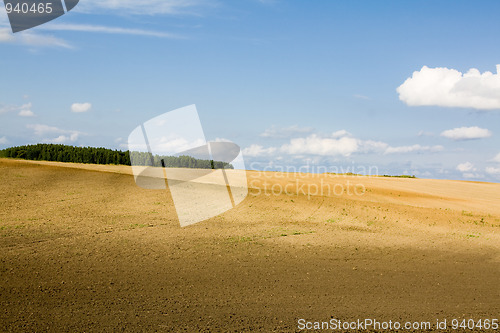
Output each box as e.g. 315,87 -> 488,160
462,210 -> 474,217
381,174 -> 416,178
129,223 -> 149,229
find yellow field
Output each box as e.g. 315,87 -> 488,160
1,158 -> 499,331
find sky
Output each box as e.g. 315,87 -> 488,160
1,0 -> 500,182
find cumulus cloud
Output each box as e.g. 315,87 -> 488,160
71,102 -> 92,113
397,65 -> 500,110
493,153 -> 500,163
0,136 -> 8,145
384,144 -> 444,154
27,124 -> 82,144
440,126 -> 492,140
457,162 -> 476,172
260,125 -> 314,139
245,131 -> 445,158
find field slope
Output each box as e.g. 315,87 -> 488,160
1,158 -> 499,331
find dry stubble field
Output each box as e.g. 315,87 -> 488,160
0,158 -> 499,332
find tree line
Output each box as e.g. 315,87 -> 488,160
0,144 -> 233,169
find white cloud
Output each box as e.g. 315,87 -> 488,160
41,23 -> 181,39
245,130 -> 445,158
242,144 -> 276,157
18,102 -> 34,117
331,130 -> 352,138
0,105 -> 15,114
27,124 -> 82,143
417,130 -> 434,137
358,140 -> 388,153
71,103 -> 92,113
49,134 -> 79,144
0,28 -> 72,49
0,136 -> 8,145
397,65 -> 500,110
260,125 -> 314,139
440,126 -> 492,140
457,162 -> 476,172
18,109 -> 35,117
384,144 -> 444,154
0,28 -> 14,42
0,102 -> 35,117
213,137 -> 232,142
280,134 -> 359,157
462,172 -> 484,179
493,153 -> 500,163
76,0 -> 211,15
485,167 -> 500,175
27,124 -> 62,136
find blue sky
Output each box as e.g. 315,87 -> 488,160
1,0 -> 500,181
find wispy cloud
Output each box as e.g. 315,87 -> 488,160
1,6 -> 71,48
75,0 -> 212,15
353,94 -> 371,100
0,27 -> 73,48
440,126 -> 492,141
41,23 -> 183,39
398,65 -> 500,110
0,136 -> 8,145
